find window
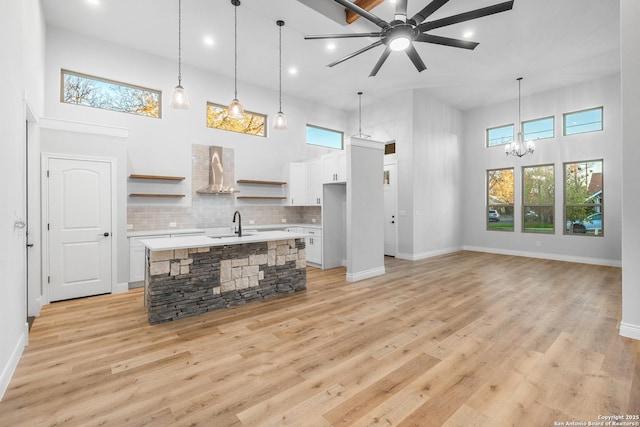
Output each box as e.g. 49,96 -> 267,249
523,116 -> 554,141
487,168 -> 514,231
522,165 -> 555,233
563,107 -> 603,136
206,102 -> 267,137
564,160 -> 603,236
486,124 -> 514,147
61,69 -> 161,118
306,124 -> 344,149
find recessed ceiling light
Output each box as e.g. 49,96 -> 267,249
203,36 -> 215,47
463,31 -> 474,38
288,67 -> 298,75
326,42 -> 336,51
86,0 -> 100,6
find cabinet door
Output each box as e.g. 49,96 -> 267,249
289,163 -> 307,206
305,235 -> 322,265
321,153 -> 337,183
336,151 -> 347,182
306,159 -> 322,205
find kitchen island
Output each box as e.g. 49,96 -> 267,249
140,231 -> 307,324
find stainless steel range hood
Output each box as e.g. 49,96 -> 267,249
196,145 -> 237,194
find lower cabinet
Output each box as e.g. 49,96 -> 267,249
304,227 -> 322,266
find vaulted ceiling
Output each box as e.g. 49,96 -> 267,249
41,0 -> 620,112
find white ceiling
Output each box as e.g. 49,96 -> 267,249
41,0 -> 621,112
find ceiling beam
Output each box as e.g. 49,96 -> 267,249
346,0 -> 385,24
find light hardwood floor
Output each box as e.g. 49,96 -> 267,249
1,251 -> 639,426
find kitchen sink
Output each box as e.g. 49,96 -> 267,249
207,232 -> 257,239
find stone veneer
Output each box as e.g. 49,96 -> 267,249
145,239 -> 306,324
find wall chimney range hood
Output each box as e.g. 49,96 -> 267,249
196,145 -> 237,194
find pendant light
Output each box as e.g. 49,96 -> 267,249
169,0 -> 190,109
505,77 -> 535,158
227,0 -> 244,119
351,92 -> 371,139
273,20 -> 287,130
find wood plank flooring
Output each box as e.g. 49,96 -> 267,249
1,251 -> 639,426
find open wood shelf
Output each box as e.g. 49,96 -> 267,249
236,179 -> 287,186
129,174 -> 185,181
236,196 -> 287,200
129,193 -> 185,198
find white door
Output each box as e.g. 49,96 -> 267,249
384,162 -> 398,257
48,158 -> 112,301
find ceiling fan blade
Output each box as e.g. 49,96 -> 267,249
332,0 -> 390,29
395,0 -> 408,20
409,0 -> 450,25
369,46 -> 392,77
418,0 -> 514,32
415,33 -> 479,49
305,32 -> 382,40
405,44 -> 427,72
328,40 -> 384,67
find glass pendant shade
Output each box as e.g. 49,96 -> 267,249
170,84 -> 190,109
505,77 -> 534,158
273,111 -> 287,130
228,98 -> 244,119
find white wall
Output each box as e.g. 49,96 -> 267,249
0,0 -> 46,400
620,0 -> 640,339
44,26 -> 349,209
462,75 -> 622,265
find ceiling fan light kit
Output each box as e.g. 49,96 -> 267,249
227,0 -> 245,119
169,0 -> 190,109
305,0 -> 514,77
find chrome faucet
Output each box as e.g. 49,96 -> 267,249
233,210 -> 242,237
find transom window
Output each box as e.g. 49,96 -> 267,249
206,102 -> 267,137
522,164 -> 555,234
563,107 -> 603,136
61,69 -> 161,118
486,124 -> 514,147
564,160 -> 603,236
523,116 -> 554,141
487,168 -> 514,231
306,124 -> 344,150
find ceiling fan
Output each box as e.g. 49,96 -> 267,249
305,0 -> 515,76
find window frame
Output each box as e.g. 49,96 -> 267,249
563,159 -> 604,237
563,106 -> 603,136
487,167 -> 515,232
522,164 -> 555,234
306,124 -> 344,150
486,123 -> 514,148
206,101 -> 267,137
60,69 -> 162,118
522,116 -> 555,142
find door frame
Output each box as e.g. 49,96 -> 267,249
384,154 -> 398,257
41,153 -> 118,304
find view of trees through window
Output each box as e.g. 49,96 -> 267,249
61,70 -> 160,118
523,165 -> 555,233
206,102 -> 266,137
564,160 -> 603,236
487,168 -> 514,231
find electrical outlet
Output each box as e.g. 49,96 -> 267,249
169,222 -> 177,228
311,218 -> 316,223
536,241 -> 541,247
249,220 -> 255,225
281,218 -> 287,223
126,224 -> 133,230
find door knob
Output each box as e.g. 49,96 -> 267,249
391,221 -> 395,224
101,232 -> 110,237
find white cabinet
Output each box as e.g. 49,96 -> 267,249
322,151 -> 347,183
304,227 -> 322,266
289,162 -> 307,206
129,235 -> 169,282
306,159 -> 322,206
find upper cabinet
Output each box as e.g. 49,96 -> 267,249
322,151 -> 347,183
306,159 -> 322,206
289,163 -> 307,206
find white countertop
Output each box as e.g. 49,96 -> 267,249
140,230 -> 308,251
128,223 -> 321,238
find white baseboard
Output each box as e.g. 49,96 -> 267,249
463,245 -> 622,267
396,246 -> 463,261
112,282 -> 129,294
0,325 -> 28,401
620,322 -> 640,341
346,266 -> 385,282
